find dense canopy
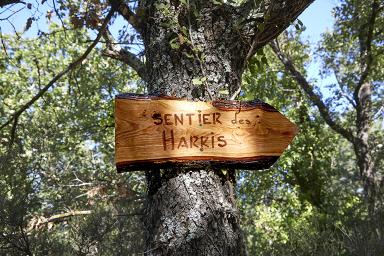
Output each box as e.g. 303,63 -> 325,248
0,0 -> 383,255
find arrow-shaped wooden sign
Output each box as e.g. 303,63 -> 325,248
115,94 -> 297,172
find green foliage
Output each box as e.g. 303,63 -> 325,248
318,0 -> 383,117
192,76 -> 207,85
0,25 -> 145,255
0,0 -> 383,255
239,0 -> 384,254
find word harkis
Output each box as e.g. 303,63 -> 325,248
162,130 -> 227,151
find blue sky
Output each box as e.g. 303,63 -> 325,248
298,0 -> 338,96
1,1 -> 336,42
0,0 -> 337,89
300,0 -> 335,44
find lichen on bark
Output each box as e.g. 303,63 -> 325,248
144,170 -> 245,255
132,0 -> 314,254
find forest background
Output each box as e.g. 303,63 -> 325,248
0,0 -> 383,255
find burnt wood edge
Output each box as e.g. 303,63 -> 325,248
116,156 -> 280,173
115,93 -> 278,112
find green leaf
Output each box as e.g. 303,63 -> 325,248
179,0 -> 188,5
256,48 -> 264,56
169,38 -> 180,50
154,3 -> 167,10
261,56 -> 268,66
192,77 -> 207,85
183,52 -> 194,59
212,0 -> 223,5
297,19 -> 303,26
258,23 -> 265,32
24,17 -> 34,32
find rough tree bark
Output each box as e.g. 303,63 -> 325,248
106,0 -> 313,254
0,0 -> 313,254
0,1 -> 313,253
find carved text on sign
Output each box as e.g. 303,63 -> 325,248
115,94 -> 298,172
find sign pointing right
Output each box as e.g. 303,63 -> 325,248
115,94 -> 298,172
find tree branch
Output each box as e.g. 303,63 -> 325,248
26,210 -> 92,232
374,145 -> 384,174
353,0 -> 380,104
52,0 -> 69,34
0,8 -> 115,135
108,0 -> 142,33
45,210 -> 93,222
333,70 -> 357,109
0,232 -> 29,255
270,40 -> 355,143
27,209 -> 144,232
18,224 -> 32,256
102,28 -> 147,81
0,0 -> 24,8
241,0 -> 314,64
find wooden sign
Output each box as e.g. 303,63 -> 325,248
115,94 -> 298,172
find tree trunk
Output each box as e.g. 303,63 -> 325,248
144,170 -> 246,255
140,2 -> 249,255
136,0 -> 313,254
355,82 -> 377,213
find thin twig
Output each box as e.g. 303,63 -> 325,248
108,0 -> 142,33
8,116 -> 18,147
52,0 -> 68,38
0,5 -> 24,20
0,8 -> 115,139
0,26 -> 8,57
185,0 -> 213,100
230,85 -> 242,100
333,70 -> 356,108
102,28 -> 147,81
0,2 -> 18,15
270,39 -> 355,143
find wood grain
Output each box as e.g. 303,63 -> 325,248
115,94 -> 298,172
